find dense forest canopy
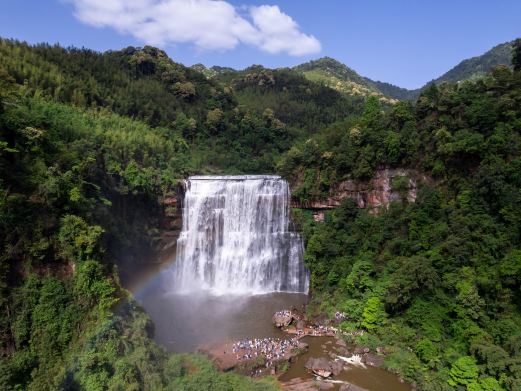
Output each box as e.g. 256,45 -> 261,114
284,40 -> 521,391
0,39 -> 283,390
0,39 -> 365,174
0,37 -> 520,391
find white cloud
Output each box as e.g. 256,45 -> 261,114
250,5 -> 321,56
67,0 -> 321,56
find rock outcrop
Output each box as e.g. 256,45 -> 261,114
157,181 -> 186,262
362,353 -> 384,367
292,168 -> 432,214
304,357 -> 342,378
305,357 -> 333,377
273,311 -> 295,328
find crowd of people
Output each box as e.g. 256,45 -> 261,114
221,308 -> 339,369
307,324 -> 334,336
231,337 -> 300,367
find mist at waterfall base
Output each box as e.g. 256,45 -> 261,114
135,176 -> 309,352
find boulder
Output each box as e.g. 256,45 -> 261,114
362,353 -> 384,367
305,357 -> 333,378
273,312 -> 293,328
330,360 -> 344,376
336,338 -> 347,347
354,346 -> 370,354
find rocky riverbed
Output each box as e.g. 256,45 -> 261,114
279,335 -> 412,391
199,307 -> 413,391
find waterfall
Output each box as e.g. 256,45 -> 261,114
170,175 -> 309,295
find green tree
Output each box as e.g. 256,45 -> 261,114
58,215 -> 104,263
361,297 -> 386,330
448,356 -> 479,388
415,338 -> 438,364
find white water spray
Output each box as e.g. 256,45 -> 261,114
170,175 -> 309,295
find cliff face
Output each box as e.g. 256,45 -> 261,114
292,168 -> 431,217
113,182 -> 185,290
157,183 -> 185,263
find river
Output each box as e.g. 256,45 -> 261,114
136,284 -> 307,352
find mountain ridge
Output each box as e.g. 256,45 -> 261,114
192,40 -> 515,102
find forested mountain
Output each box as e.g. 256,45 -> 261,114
1,35 -> 521,391
292,41 -> 514,102
195,57 -> 411,103
194,41 -> 514,104
292,57 -> 415,103
0,39 -> 366,173
429,41 -> 513,85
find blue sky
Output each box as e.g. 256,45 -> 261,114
0,0 -> 520,89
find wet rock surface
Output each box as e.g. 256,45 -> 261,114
353,347 -> 370,354
278,331 -> 413,391
362,353 -> 384,367
273,311 -> 295,328
305,357 -> 335,377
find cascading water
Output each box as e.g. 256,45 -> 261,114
170,175 -> 309,295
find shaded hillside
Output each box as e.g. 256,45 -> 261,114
228,65 -> 365,135
191,62 -> 366,134
0,40 -> 227,128
368,79 -> 418,101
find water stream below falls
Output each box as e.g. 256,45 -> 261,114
136,289 -> 308,352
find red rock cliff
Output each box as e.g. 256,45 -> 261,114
292,168 -> 431,214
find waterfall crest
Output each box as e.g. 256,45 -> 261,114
170,175 -> 309,295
